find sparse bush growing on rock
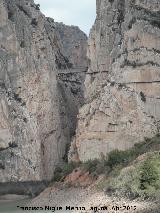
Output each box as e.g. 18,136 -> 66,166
106,134 -> 160,169
51,134 -> 160,200
52,167 -> 63,182
107,150 -> 129,168
82,159 -> 100,174
106,152 -> 160,200
52,162 -> 80,182
82,158 -> 110,176
140,159 -> 157,190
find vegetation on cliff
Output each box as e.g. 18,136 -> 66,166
106,151 -> 160,200
52,134 -> 160,200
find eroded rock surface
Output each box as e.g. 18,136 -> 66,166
55,22 -> 88,69
69,0 -> 160,162
55,22 -> 88,144
0,0 -> 87,182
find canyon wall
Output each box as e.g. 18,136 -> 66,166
55,22 -> 87,145
0,0 -> 87,182
1,0 -> 160,184
69,0 -> 160,162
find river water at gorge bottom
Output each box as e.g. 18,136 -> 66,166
0,199 -> 29,213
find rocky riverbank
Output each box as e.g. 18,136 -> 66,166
30,182 -> 158,213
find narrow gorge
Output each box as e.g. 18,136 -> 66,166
0,0 -> 160,204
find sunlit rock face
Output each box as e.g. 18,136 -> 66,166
69,0 -> 160,162
0,0 -> 87,182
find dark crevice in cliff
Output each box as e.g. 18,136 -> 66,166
113,0 -> 126,46
0,82 -> 7,90
58,80 -> 82,85
131,48 -> 160,55
55,52 -> 73,70
57,82 -> 79,141
120,59 -> 160,69
0,142 -> 18,153
0,147 -> 9,152
129,17 -> 160,30
128,5 -> 160,30
115,47 -> 160,63
109,0 -> 114,4
126,81 -> 160,84
0,163 -> 5,170
117,0 -> 125,25
16,4 -> 31,18
87,70 -> 109,75
134,5 -> 160,21
58,70 -> 87,74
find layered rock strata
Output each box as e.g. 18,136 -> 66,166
0,0 -> 87,182
55,22 -> 88,143
69,0 -> 160,162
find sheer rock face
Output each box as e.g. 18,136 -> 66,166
0,0 -> 87,182
55,22 -> 88,69
69,0 -> 160,162
55,22 -> 88,141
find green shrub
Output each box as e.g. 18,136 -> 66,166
139,154 -> 160,199
52,162 -> 80,183
52,167 -> 63,182
105,148 -> 140,169
63,162 -> 78,176
51,134 -> 160,193
82,158 -> 111,176
140,159 -> 158,190
82,159 -> 100,174
53,172 -> 63,182
107,150 -> 129,168
106,152 -> 160,200
106,134 -> 160,169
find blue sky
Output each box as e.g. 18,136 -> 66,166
34,0 -> 96,35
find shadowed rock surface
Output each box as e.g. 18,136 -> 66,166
55,22 -> 88,69
0,0 -> 87,184
55,22 -> 88,144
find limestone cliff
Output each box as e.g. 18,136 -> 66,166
69,0 -> 160,162
55,22 -> 88,143
55,22 -> 88,69
0,0 -> 87,182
